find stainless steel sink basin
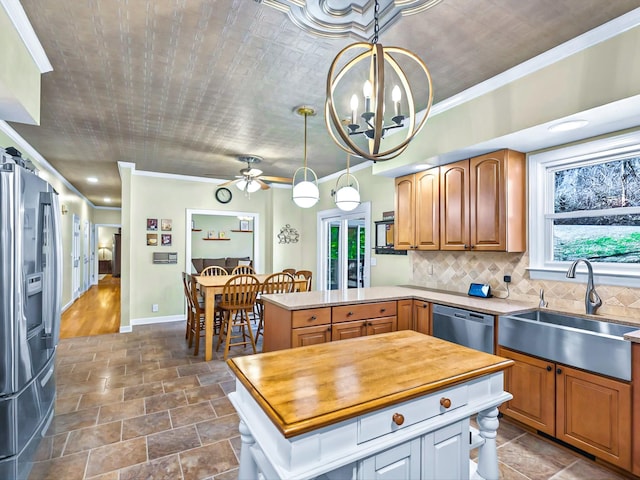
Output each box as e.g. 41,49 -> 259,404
498,310 -> 637,381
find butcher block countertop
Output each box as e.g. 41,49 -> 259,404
260,285 -> 533,315
226,330 -> 514,438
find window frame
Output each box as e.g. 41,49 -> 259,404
528,129 -> 640,287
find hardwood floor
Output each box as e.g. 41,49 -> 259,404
60,275 -> 121,338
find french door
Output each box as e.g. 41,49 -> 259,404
318,203 -> 371,291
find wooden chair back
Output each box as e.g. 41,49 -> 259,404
188,274 -> 204,316
282,268 -> 296,276
200,265 -> 228,276
231,264 -> 256,275
261,272 -> 295,295
295,270 -> 313,291
219,274 -> 261,309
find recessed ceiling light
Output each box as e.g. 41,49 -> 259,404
103,197 -> 111,203
87,176 -> 98,183
548,120 -> 589,132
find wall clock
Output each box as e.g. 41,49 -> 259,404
215,187 -> 232,204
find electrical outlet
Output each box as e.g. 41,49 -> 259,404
152,304 -> 159,312
503,275 -> 511,283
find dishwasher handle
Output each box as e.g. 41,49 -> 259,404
433,304 -> 494,325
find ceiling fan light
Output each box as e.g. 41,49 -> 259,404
334,185 -> 360,211
236,179 -> 261,193
292,180 -> 319,208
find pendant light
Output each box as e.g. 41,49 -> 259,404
292,106 -> 320,208
324,0 -> 433,162
333,154 -> 361,211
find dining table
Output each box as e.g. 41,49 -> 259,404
195,273 -> 308,361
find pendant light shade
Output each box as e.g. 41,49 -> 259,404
333,153 -> 361,211
292,106 -> 319,208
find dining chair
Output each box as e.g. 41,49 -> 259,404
200,265 -> 228,276
187,274 -> 207,356
295,270 -> 313,292
283,268 -> 296,276
215,274 -> 261,360
231,264 -> 256,275
255,272 -> 296,342
182,272 -> 193,341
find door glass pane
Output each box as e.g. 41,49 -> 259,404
327,221 -> 340,290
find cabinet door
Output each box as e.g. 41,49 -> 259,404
292,325 -> 332,348
394,174 -> 415,250
359,438 -> 421,480
412,300 -> 430,335
440,160 -> 469,250
497,347 -> 555,435
469,153 -> 505,250
332,320 -> 366,341
397,300 -> 413,331
423,420 -> 469,480
556,365 -> 631,469
366,316 -> 397,336
415,169 -> 439,250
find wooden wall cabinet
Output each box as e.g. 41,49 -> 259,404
397,299 -> 430,335
441,150 -> 525,252
498,347 -> 632,470
394,169 -> 440,251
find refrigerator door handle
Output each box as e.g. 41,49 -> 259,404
39,192 -> 62,348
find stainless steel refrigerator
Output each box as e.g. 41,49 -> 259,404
0,148 -> 62,479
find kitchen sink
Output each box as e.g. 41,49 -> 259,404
498,310 -> 638,381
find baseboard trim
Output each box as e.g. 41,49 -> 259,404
61,299 -> 74,313
119,326 -> 133,333
130,315 -> 184,326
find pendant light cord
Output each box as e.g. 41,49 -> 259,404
303,111 -> 308,181
373,0 -> 380,44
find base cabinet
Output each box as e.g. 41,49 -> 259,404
332,316 -> 397,341
498,347 -> 631,470
397,300 -> 430,335
359,438 -> 421,480
292,324 -> 332,348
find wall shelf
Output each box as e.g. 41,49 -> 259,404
192,228 -> 202,232
202,238 -> 230,241
231,229 -> 253,233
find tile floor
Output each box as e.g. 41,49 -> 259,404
29,321 -> 633,480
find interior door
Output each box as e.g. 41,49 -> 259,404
71,214 -> 80,300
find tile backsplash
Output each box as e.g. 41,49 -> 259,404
411,251 -> 640,320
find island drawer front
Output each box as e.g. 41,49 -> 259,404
333,301 -> 397,323
292,308 -> 331,328
357,384 -> 469,444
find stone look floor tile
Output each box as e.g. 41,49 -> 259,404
162,375 -> 201,393
147,425 -> 201,460
123,381 -> 164,401
145,390 -> 188,413
52,407 -> 99,435
196,414 -> 240,445
551,458 -> 630,480
177,362 -> 212,377
85,436 -> 147,477
185,384 -> 225,404
143,367 -> 179,383
122,410 -> 172,440
98,398 -> 145,423
211,397 -> 236,417
78,388 -> 124,409
104,372 -> 144,389
170,401 -> 216,428
119,454 -> 183,480
64,420 -> 122,455
179,440 -> 239,480
28,451 -> 89,480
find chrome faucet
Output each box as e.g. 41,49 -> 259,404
539,289 -> 548,308
566,259 -> 602,315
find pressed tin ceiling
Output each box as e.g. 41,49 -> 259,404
6,0 -> 640,207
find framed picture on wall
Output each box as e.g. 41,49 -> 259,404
147,233 -> 158,246
239,220 -> 250,231
161,219 -> 172,231
161,234 -> 172,246
147,218 -> 158,231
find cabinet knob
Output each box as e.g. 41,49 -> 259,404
327,327 -> 331,331
347,311 -> 354,316
546,365 -> 552,372
392,413 -> 405,426
380,308 -> 386,313
422,303 -> 427,308
556,368 -> 562,375
310,315 -> 317,320
440,397 -> 452,409
463,244 -> 469,249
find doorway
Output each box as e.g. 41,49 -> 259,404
71,214 -> 80,300
317,203 -> 371,291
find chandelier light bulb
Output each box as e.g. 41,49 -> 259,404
363,80 -> 373,98
334,186 -> 360,211
392,85 -> 401,102
292,180 -> 319,208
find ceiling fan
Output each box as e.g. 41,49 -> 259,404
219,155 -> 292,193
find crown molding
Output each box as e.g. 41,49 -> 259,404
0,0 -> 52,73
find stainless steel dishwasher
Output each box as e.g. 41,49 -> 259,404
432,304 -> 495,354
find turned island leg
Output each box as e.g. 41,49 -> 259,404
476,407 -> 500,480
237,419 -> 259,480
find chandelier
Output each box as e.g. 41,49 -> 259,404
325,0 -> 433,162
292,106 -> 320,208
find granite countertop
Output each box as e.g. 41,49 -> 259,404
261,285 -> 640,343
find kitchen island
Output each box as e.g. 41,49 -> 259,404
227,330 -> 514,480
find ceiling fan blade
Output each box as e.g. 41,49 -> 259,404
255,178 -> 270,190
259,175 -> 293,184
219,178 -> 240,187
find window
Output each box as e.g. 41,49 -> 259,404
529,130 -> 640,286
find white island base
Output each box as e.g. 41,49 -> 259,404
229,371 -> 510,480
